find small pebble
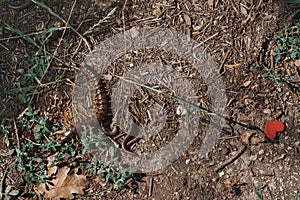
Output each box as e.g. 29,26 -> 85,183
185,159 -> 190,165
250,154 -> 258,161
218,171 -> 225,177
258,149 -> 264,155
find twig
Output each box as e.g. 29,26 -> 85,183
16,107 -> 29,119
219,135 -> 240,140
214,145 -> 247,172
148,177 -> 153,197
171,166 -> 179,175
0,164 -> 8,198
218,50 -> 230,73
24,138 -> 41,146
13,120 -> 20,150
193,32 -> 219,49
122,0 -> 128,55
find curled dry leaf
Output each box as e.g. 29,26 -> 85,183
240,130 -> 265,145
35,166 -> 88,200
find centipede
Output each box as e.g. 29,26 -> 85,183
92,75 -> 132,151
93,76 -> 116,135
57,65 -> 134,152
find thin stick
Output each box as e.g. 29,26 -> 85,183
214,145 -> 246,172
53,0 -> 77,56
148,177 -> 153,197
114,75 -> 216,115
0,164 -> 8,198
13,120 -> 20,150
218,49 -> 230,73
193,32 -> 219,49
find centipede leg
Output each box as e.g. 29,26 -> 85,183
121,134 -> 134,152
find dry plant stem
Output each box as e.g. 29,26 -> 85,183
214,145 -> 247,172
13,120 -> 20,150
0,164 -> 8,196
53,0 -> 77,57
218,49 -> 230,73
122,0 -> 128,54
0,27 -> 68,41
31,0 -> 92,53
114,75 -> 264,133
193,32 -> 219,49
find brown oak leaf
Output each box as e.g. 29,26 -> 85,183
35,166 -> 88,200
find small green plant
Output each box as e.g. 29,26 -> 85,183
0,166 -> 19,200
80,125 -> 133,189
0,185 -> 19,200
80,125 -> 114,155
0,124 -> 11,147
261,66 -> 294,89
285,0 -> 300,8
273,23 -> 300,63
0,18 -> 61,104
9,137 -> 78,186
8,141 -> 48,184
8,108 -> 78,186
291,190 -> 300,199
14,27 -> 56,104
261,22 -> 299,90
85,157 -> 133,189
255,183 -> 264,200
17,106 -> 54,142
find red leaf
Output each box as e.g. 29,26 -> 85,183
265,120 -> 285,139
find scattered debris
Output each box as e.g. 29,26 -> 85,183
215,146 -> 247,172
223,178 -> 239,194
240,130 -> 265,145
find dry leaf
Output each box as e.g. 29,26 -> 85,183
295,59 -> 300,67
35,166 -> 88,200
183,14 -> 191,26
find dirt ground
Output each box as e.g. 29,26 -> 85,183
0,0 -> 300,199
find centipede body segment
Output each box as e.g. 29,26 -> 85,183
94,77 -> 114,130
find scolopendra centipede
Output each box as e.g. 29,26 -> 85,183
93,76 -> 116,135
93,76 -> 133,151
57,65 -> 134,152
